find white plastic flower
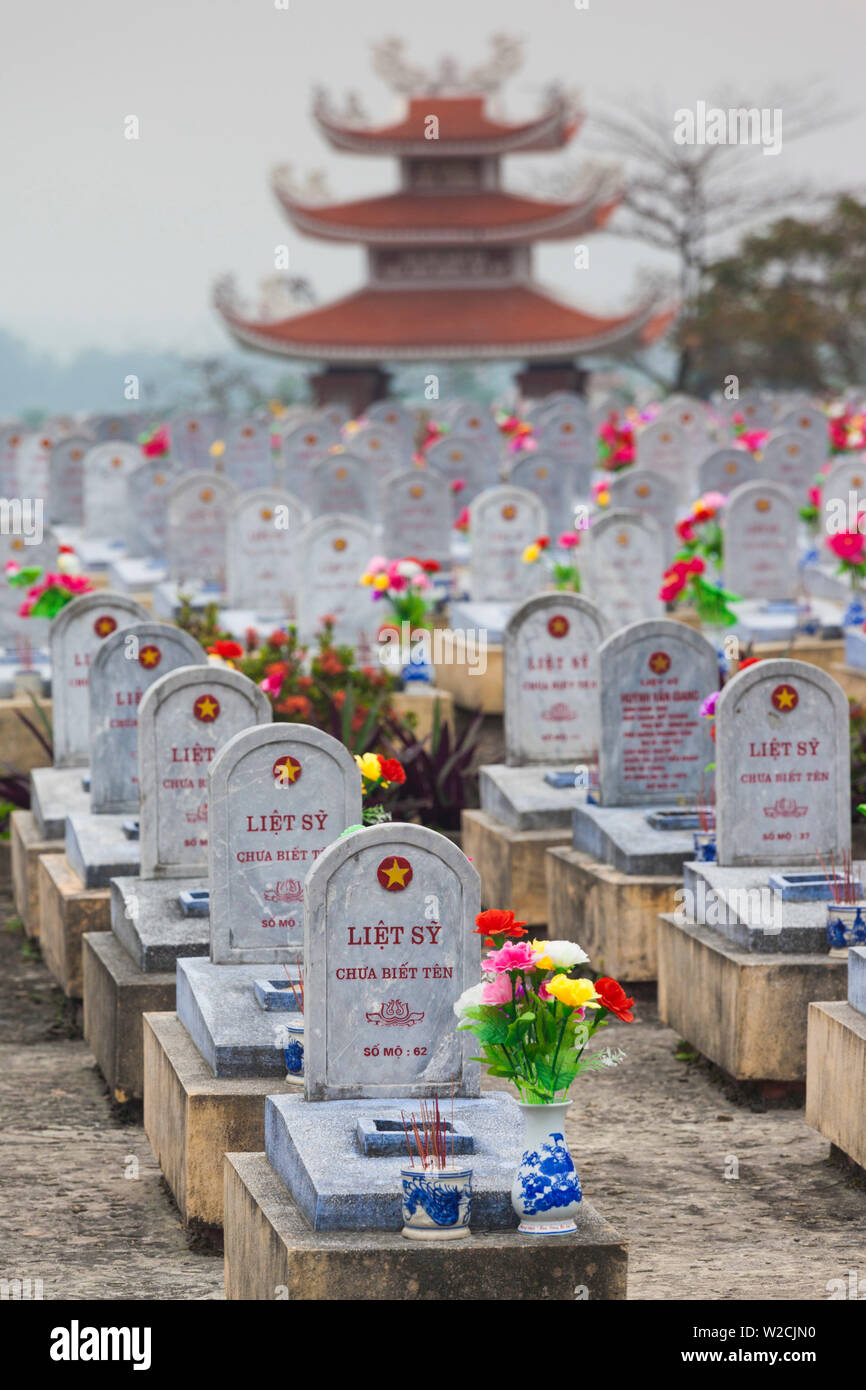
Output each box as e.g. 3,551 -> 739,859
57,550 -> 82,575
453,982 -> 485,1019
541,939 -> 590,969
396,559 -> 423,578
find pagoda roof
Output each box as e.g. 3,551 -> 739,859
272,179 -> 618,245
215,281 -> 673,364
314,95 -> 580,157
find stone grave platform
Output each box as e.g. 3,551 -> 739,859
73,535 -> 127,572
151,580 -> 224,622
144,1011 -> 297,1231
544,805 -> 700,980
176,957 -> 296,1078
31,766 -> 90,839
10,809 -> 61,937
0,692 -> 54,769
806,945 -> 866,1170
682,860 -> 855,954
82,877 -> 210,1103
658,910 -> 848,1083
107,555 -> 166,601
38,854 -> 112,997
223,1152 -> 628,1301
432,600 -> 508,713
65,812 -> 141,888
730,597 -> 843,647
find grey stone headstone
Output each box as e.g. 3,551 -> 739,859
281,420 -> 340,505
582,509 -> 665,628
226,487 -> 310,611
698,448 -> 760,496
378,468 -> 451,566
779,406 -> 828,453
533,411 -> 594,497
821,457 -> 866,537
50,592 -> 148,767
208,723 -> 362,964
597,619 -> 718,806
16,431 -> 54,503
303,822 -> 481,1102
366,400 -> 416,453
346,422 -> 402,479
91,414 -> 139,444
722,481 -> 798,600
760,431 -> 818,496
49,436 -> 90,525
88,622 -> 208,813
310,451 -> 372,519
169,411 -> 226,470
731,393 -> 774,433
715,659 -> 850,868
507,451 -> 571,528
636,419 -> 689,498
222,416 -> 275,491
125,459 -> 180,559
468,485 -> 547,602
138,664 -> 271,879
0,426 -> 24,495
165,472 -> 235,590
0,528 -> 56,653
82,442 -> 141,541
606,468 -> 677,562
426,436 -> 490,510
504,592 -> 606,766
297,513 -> 378,658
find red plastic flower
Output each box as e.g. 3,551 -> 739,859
594,977 -> 635,1022
828,531 -> 866,563
208,639 -> 244,660
379,757 -> 406,785
473,909 -> 528,940
277,694 -> 312,718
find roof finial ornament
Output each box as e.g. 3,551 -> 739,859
371,32 -> 524,97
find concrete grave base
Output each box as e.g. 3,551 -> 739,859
748,635 -> 845,676
65,813 -> 141,888
546,846 -> 678,981
83,932 -> 174,1103
176,958 -> 298,1078
107,555 -> 165,600
143,1012 -> 297,1231
38,853 -> 111,997
461,808 -> 570,926
657,912 -> 848,1082
572,803 -> 705,876
10,809 -> 61,936
30,766 -> 91,839
223,1152 -> 628,1301
479,764 -> 589,832
391,686 -> 455,743
0,694 -> 54,772
806,1001 -> 866,1170
432,644 -> 503,713
110,876 -> 210,972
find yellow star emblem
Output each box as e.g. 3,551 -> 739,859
195,695 -> 219,721
774,686 -> 796,710
382,858 -> 410,888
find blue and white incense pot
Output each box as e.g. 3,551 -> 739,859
401,1166 -> 473,1241
511,1101 -> 582,1234
280,1019 -> 305,1081
826,904 -> 866,951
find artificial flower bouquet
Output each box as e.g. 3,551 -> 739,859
5,546 -> 92,618
660,491 -> 740,626
596,411 -> 636,471
354,750 -> 407,824
454,909 -> 633,1104
360,555 -> 439,632
522,532 -> 581,592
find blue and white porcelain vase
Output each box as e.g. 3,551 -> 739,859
826,903 -> 866,951
693,831 -> 717,863
511,1101 -> 582,1235
401,1166 -> 473,1241
281,1018 -> 305,1082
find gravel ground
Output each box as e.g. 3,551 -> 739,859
1,898 -> 863,1301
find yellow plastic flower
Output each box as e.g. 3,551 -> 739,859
209,440 -> 225,458
268,399 -> 285,417
360,572 -> 374,586
522,544 -> 541,564
597,490 -> 610,508
373,574 -> 389,590
355,752 -> 382,782
545,975 -> 600,1010
531,938 -> 554,970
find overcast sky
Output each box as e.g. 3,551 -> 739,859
2,0 -> 863,360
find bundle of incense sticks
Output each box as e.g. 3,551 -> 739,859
284,964 -> 304,1013
400,1093 -> 456,1170
817,849 -> 861,905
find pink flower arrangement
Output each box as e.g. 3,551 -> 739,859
484,941 -> 540,974
141,425 -> 170,459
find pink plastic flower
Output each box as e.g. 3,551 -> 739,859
480,974 -> 515,1006
700,691 -> 720,719
483,941 -> 540,974
557,531 -> 580,550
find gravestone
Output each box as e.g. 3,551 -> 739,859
82,443 -> 141,540
729,393 -> 773,433
597,619 -> 718,806
92,414 -> 139,444
698,448 -> 760,496
378,468 -> 451,566
310,452 -> 372,519
503,592 -> 606,766
0,529 -> 56,655
138,665 -> 271,878
281,420 -> 340,505
583,509 -> 665,628
0,426 -> 24,495
165,472 -> 235,591
222,417 -> 275,491
533,410 -> 594,498
366,400 -> 416,453
50,593 -> 148,767
760,431 -> 818,496
636,420 -> 689,498
170,411 -> 226,470
444,403 -> 501,478
345,423 -> 402,479
49,436 -> 90,525
779,406 -> 829,453
226,487 -> 309,612
821,456 -> 866,536
297,514 -> 377,657
302,822 -> 481,1100
125,459 -> 179,559
468,486 -> 547,602
426,436 -> 490,509
606,468 -> 677,562
208,724 -> 362,964
16,431 -> 54,502
722,481 -> 798,600
508,452 -> 571,528
89,622 -> 208,813
715,659 -> 849,868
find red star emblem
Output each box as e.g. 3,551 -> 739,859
138,645 -> 162,669
93,615 -> 118,639
649,651 -> 671,674
548,614 -> 570,639
771,684 -> 798,712
193,694 -> 220,723
377,856 -> 413,891
273,755 -> 302,786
